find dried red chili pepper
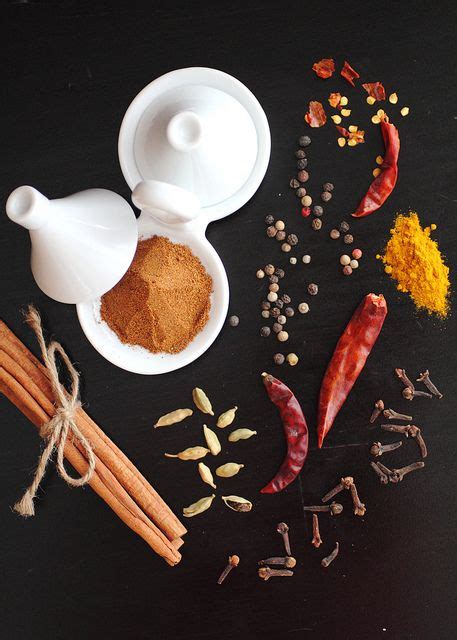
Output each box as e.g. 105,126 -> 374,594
312,58 -> 335,79
340,61 -> 360,86
352,119 -> 400,217
305,101 -> 327,128
362,82 -> 386,101
260,373 -> 309,493
328,92 -> 341,107
317,294 -> 387,448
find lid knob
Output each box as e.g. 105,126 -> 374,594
166,111 -> 203,152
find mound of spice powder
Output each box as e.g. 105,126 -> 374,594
377,212 -> 450,317
101,236 -> 213,353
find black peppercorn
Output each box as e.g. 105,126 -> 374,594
273,353 -> 285,365
281,294 -> 291,304
289,178 -> 300,189
275,268 -> 285,279
308,283 -> 319,295
285,306 -> 294,317
299,135 -> 311,147
261,300 -> 271,310
297,158 -> 308,170
276,230 -> 286,241
266,226 -> 277,238
296,187 -> 307,198
321,191 -> 332,202
339,221 -> 350,233
269,274 -> 279,284
295,149 -> 306,159
297,170 -> 309,183
287,233 -> 298,246
276,299 -> 284,309
265,214 -> 275,225
272,322 -> 282,334
270,307 -> 280,318
313,205 -> 324,217
260,326 -> 271,337
323,182 -> 334,192
344,234 -> 354,244
312,218 -> 322,230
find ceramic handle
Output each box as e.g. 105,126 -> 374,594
6,186 -> 49,230
132,180 -> 200,224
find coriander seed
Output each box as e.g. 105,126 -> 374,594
312,218 -> 322,231
286,353 -> 299,366
274,353 -> 285,365
344,234 -> 354,244
277,330 -> 289,342
256,269 -> 265,279
229,315 -> 239,327
340,254 -> 351,266
265,264 -> 275,275
330,229 -> 340,239
266,226 -> 277,238
299,135 -> 311,147
260,326 -> 271,337
265,214 -> 274,225
321,191 -> 332,202
275,220 -> 285,231
267,291 -> 278,303
308,283 -> 318,295
298,302 -> 309,314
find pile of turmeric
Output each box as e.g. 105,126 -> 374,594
377,212 -> 450,318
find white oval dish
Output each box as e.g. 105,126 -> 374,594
77,67 -> 270,374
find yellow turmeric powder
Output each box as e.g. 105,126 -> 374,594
377,212 -> 450,317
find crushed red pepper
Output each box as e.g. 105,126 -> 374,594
328,92 -> 341,107
341,61 -> 360,86
362,82 -> 386,101
336,126 -> 365,144
305,101 -> 327,128
312,58 -> 335,79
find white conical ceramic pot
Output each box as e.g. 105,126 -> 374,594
6,186 -> 138,304
77,67 -> 271,374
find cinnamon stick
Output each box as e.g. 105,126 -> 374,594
0,365 -> 181,565
0,320 -> 186,542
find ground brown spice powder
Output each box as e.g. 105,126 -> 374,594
100,236 -> 213,354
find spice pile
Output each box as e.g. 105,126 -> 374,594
101,236 -> 213,354
155,387 -> 255,517
377,212 -> 450,317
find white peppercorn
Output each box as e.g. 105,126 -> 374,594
277,315 -> 286,325
330,229 -> 340,239
228,315 -> 239,327
269,283 -> 279,293
281,243 -> 291,253
256,269 -> 265,279
261,310 -> 270,319
340,255 -> 351,266
277,331 -> 289,342
290,257 -> 297,265
267,291 -> 278,303
298,302 -> 309,314
302,255 -> 311,264
286,353 -> 299,366
275,220 -> 285,231
350,259 -> 359,269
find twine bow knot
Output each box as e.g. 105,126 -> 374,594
13,306 -> 95,517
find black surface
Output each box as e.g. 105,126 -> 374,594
1,2 -> 456,639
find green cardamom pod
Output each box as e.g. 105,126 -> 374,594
228,428 -> 257,442
154,408 -> 193,428
216,406 -> 238,428
203,425 -> 221,456
183,494 -> 215,518
221,495 -> 253,512
192,387 -> 214,415
216,463 -> 245,478
198,462 -> 216,489
164,446 -> 210,461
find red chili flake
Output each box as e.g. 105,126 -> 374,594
336,125 -> 349,138
328,92 -> 341,107
301,207 -> 311,217
336,125 -> 365,144
305,101 -> 327,128
340,61 -> 360,86
312,58 -> 335,79
362,82 -> 386,101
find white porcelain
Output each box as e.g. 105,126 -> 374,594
6,186 -> 138,304
76,67 -> 271,374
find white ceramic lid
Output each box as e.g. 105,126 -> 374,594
118,67 -> 271,223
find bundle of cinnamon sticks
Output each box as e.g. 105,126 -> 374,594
0,318 -> 186,565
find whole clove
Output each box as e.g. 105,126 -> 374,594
312,513 -> 322,548
381,424 -> 428,458
258,556 -> 296,569
217,554 -> 240,584
395,368 -> 415,390
370,441 -> 403,457
416,370 -> 443,398
321,542 -> 339,568
321,476 -> 353,502
383,408 -> 413,421
349,482 -> 366,516
258,566 -> 294,580
370,461 -> 389,484
369,399 -> 384,423
277,522 -> 291,556
388,461 -> 425,484
402,387 -> 432,401
303,502 -> 343,516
